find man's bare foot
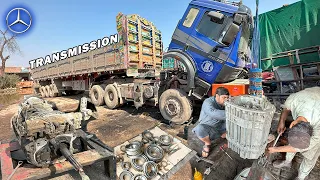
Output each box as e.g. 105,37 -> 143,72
202,144 -> 210,157
221,133 -> 227,139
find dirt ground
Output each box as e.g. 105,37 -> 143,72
0,95 -> 193,180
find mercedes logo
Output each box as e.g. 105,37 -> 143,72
6,8 -> 32,34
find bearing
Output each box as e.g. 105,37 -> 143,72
119,170 -> 134,180
131,155 -> 149,172
143,161 -> 158,179
121,161 -> 131,171
144,144 -> 164,163
159,135 -> 173,146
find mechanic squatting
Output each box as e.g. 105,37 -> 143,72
29,34 -> 119,69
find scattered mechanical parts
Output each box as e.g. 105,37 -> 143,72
145,144 -> 164,163
125,141 -> 143,158
160,160 -> 169,168
143,161 -> 158,179
116,155 -> 124,163
142,130 -> 154,141
119,170 -> 134,180
131,174 -> 148,180
159,135 -> 173,146
131,155 -> 149,172
10,96 -> 97,177
121,161 -> 131,171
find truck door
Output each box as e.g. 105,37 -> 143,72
185,9 -> 234,84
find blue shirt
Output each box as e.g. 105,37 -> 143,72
198,96 -> 226,127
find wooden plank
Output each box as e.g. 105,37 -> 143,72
9,150 -> 107,180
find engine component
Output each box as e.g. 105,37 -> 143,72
121,161 -> 131,171
144,144 -> 164,162
143,161 -> 158,179
131,155 -> 148,172
11,96 -> 96,171
159,135 -> 173,146
142,130 -> 154,140
125,141 -> 143,158
131,174 -> 148,180
119,170 -> 134,180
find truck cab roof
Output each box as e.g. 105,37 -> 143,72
190,0 -> 252,15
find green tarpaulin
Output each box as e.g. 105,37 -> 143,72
259,0 -> 320,70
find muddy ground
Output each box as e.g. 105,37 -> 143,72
1,95 -> 320,180
0,95 -> 192,180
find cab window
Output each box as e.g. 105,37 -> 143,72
196,11 -> 231,41
183,8 -> 199,28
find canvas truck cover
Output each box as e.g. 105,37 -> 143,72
31,13 -> 163,80
259,0 -> 320,70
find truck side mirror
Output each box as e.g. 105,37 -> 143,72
221,23 -> 240,46
208,11 -> 224,24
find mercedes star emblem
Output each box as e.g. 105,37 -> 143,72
6,8 -> 32,34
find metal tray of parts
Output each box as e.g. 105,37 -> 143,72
114,126 -> 196,180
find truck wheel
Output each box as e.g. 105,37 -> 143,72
159,89 -> 193,124
40,86 -> 46,98
50,84 -> 58,97
47,85 -> 54,97
44,85 -> 50,97
89,85 -> 105,106
104,84 -> 119,109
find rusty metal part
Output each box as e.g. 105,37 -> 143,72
131,155 -> 148,172
119,170 -> 134,180
141,137 -> 149,144
116,155 -> 124,163
10,96 -> 96,168
143,161 -> 158,179
121,161 -> 131,171
144,144 -> 164,162
159,135 -> 173,146
7,161 -> 23,180
142,130 -> 154,140
125,141 -> 143,158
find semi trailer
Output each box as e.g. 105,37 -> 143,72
31,0 -> 254,124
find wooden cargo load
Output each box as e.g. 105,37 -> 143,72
31,12 -> 163,80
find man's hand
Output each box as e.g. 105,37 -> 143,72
268,147 -> 277,154
277,121 -> 286,134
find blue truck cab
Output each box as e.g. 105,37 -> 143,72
162,0 -> 253,98
159,0 -> 254,124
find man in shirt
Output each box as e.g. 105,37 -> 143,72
268,86 -> 320,180
192,87 -> 230,157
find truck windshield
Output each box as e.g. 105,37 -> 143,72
196,11 -> 232,42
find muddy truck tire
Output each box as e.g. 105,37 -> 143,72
104,84 -> 119,109
89,85 -> 105,106
159,89 -> 193,124
46,85 -> 54,97
40,86 -> 46,98
44,85 -> 50,97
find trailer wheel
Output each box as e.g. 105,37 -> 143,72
159,89 -> 193,124
104,84 -> 119,109
46,85 -> 54,97
40,86 -> 46,98
44,85 -> 50,97
50,84 -> 58,97
89,85 -> 105,106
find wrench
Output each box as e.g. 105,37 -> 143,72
195,155 -> 215,165
7,161 -> 23,180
